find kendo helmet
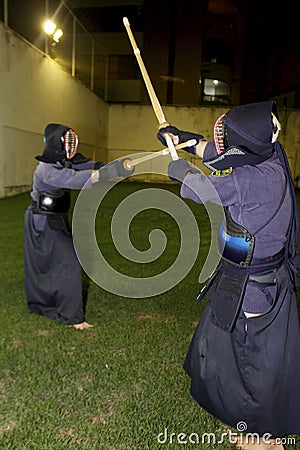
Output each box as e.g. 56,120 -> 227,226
204,100 -> 281,171
35,123 -> 79,164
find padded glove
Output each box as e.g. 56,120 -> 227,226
168,158 -> 200,184
99,158 -> 134,181
157,126 -> 205,155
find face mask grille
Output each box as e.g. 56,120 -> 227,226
214,114 -> 226,154
62,129 -> 78,159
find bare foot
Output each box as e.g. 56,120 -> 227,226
72,322 -> 94,330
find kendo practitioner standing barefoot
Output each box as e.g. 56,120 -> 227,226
24,123 -> 133,329
157,101 -> 300,449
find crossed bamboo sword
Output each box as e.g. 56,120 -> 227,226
122,17 -> 196,170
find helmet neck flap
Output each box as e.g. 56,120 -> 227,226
204,100 -> 281,171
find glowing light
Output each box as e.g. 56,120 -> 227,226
43,19 -> 63,44
53,28 -> 63,43
43,20 -> 56,36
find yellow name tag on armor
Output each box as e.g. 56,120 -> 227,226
212,167 -> 233,177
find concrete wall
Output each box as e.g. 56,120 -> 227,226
1,21 -> 300,198
0,23 -> 109,198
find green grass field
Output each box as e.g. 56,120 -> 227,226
0,183 -> 299,449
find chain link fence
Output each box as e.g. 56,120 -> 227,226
0,0 -> 141,102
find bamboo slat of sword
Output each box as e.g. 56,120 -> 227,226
125,139 -> 197,169
123,17 -> 179,161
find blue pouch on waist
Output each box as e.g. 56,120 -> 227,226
219,207 -> 255,267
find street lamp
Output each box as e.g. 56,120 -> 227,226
43,19 -> 63,45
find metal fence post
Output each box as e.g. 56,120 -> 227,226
72,15 -> 76,77
104,55 -> 109,101
91,39 -> 94,91
4,0 -> 8,26
44,0 -> 49,55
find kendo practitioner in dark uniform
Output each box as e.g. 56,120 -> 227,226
157,101 -> 300,449
24,123 -> 133,330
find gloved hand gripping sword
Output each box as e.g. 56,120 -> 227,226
123,17 -> 196,169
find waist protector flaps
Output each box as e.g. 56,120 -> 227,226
37,189 -> 71,214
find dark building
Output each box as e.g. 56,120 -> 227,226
68,0 -> 300,108
2,0 -> 300,108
